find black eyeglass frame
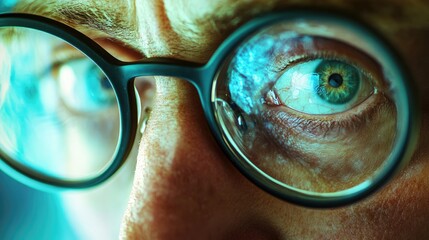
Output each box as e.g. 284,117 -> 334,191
0,10 -> 419,208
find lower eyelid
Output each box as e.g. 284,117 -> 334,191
260,93 -> 394,142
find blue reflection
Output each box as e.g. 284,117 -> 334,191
0,37 -> 64,176
0,0 -> 16,12
0,171 -> 77,240
228,32 -> 287,114
0,8 -> 74,239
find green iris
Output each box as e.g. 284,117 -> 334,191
315,60 -> 360,104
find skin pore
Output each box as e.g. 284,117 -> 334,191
12,0 -> 429,239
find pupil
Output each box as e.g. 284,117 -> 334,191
328,73 -> 343,88
315,60 -> 360,104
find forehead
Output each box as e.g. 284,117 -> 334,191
16,0 -> 429,27
14,0 -> 429,66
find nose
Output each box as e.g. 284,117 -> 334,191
119,77 -> 281,239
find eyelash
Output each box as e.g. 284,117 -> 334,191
274,52 -> 377,84
261,51 -> 389,139
262,92 -> 389,140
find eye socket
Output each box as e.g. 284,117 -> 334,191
0,26 -> 122,182
55,57 -> 116,113
269,58 -> 375,115
212,17 -> 407,195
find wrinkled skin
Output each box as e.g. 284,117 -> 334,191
12,0 -> 429,239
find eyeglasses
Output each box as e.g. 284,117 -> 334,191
0,10 -> 419,207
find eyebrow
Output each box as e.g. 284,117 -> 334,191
14,0 -> 141,50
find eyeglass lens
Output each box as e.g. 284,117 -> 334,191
0,27 -> 120,181
212,20 -> 406,194
0,16 -> 412,198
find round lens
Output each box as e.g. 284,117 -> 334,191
0,27 -> 120,181
212,16 -> 414,198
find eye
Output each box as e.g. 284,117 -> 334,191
213,19 -> 406,195
256,36 -> 388,140
270,58 -> 375,115
56,58 -> 116,113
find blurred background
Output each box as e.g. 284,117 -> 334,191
0,1 -> 78,239
0,173 -> 77,239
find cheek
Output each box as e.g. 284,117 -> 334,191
255,151 -> 429,239
241,100 -> 397,193
64,113 -> 120,176
327,117 -> 429,238
60,151 -> 136,239
337,159 -> 429,238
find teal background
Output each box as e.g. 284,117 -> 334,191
0,172 -> 77,240
0,3 -> 78,239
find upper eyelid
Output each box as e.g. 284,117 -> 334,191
52,45 -> 85,63
91,37 -> 145,61
49,37 -> 144,71
269,36 -> 386,89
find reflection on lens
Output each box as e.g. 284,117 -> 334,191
0,27 -> 120,181
213,19 -> 404,194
